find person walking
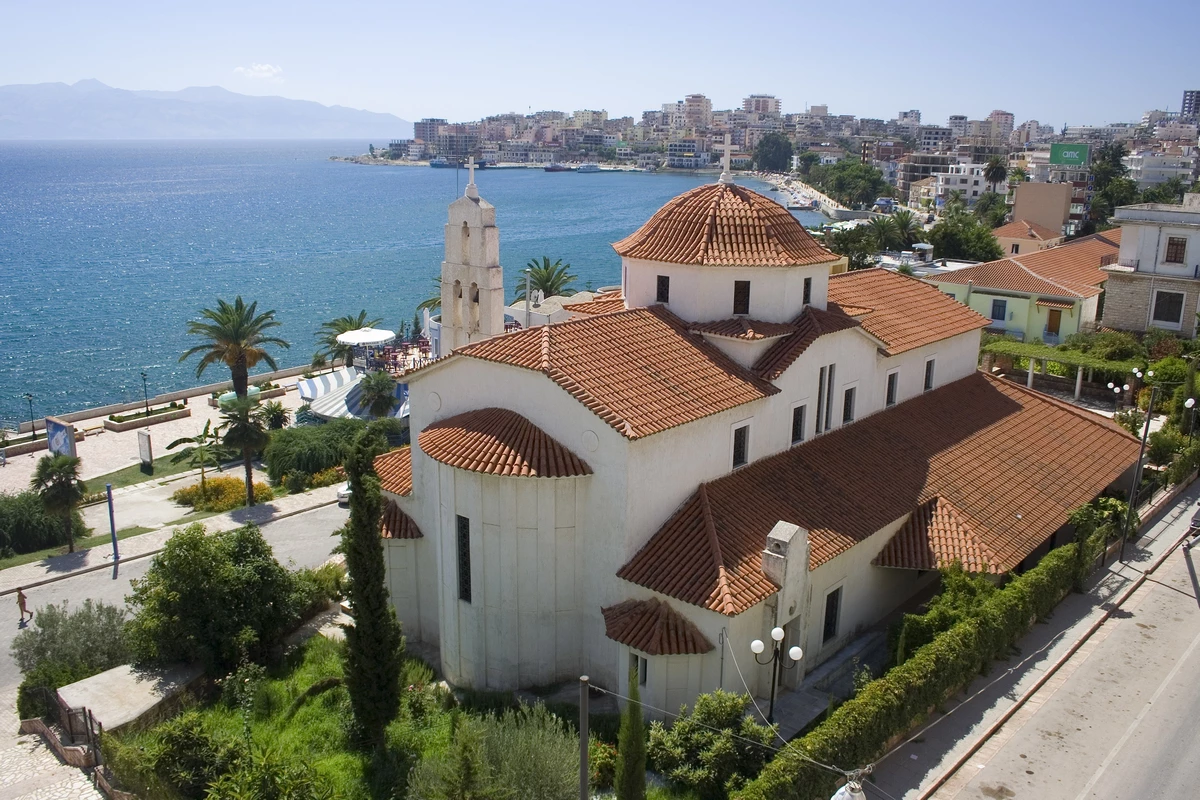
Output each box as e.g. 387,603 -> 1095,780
17,588 -> 32,624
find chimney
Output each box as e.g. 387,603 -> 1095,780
761,522 -> 811,623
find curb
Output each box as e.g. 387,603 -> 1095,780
0,498 -> 340,598
916,513 -> 1194,799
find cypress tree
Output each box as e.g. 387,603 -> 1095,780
615,670 -> 646,800
341,424 -> 404,750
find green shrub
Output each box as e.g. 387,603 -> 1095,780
147,710 -> 236,799
125,523 -> 316,671
1115,408 -> 1145,437
17,660 -> 94,719
0,490 -> 87,554
293,562 -> 346,619
456,687 -> 517,715
1148,428 -> 1184,467
892,564 -> 997,662
171,476 -> 274,513
591,737 -> 618,791
542,701 -> 623,745
648,690 -> 774,800
310,466 -> 345,488
264,418 -> 365,484
285,472 -> 311,493
204,747 -> 335,800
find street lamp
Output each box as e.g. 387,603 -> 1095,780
140,371 -> 150,419
1120,368 -> 1156,563
1186,397 -> 1197,443
751,626 -> 803,724
23,393 -> 35,440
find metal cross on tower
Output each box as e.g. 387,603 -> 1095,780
714,133 -> 735,184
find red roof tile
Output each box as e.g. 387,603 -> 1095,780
565,294 -> 627,316
689,318 -> 798,341
381,498 -> 423,539
374,447 -> 413,496
828,269 -> 989,355
752,305 -> 864,381
873,496 -> 1001,574
419,407 -> 592,478
934,232 -> 1119,300
601,597 -> 715,655
619,373 -> 1139,615
456,306 -> 779,439
992,219 -> 1063,241
612,182 -> 839,267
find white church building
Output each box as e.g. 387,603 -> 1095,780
372,162 -> 1140,714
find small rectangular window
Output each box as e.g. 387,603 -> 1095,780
732,424 -> 749,468
803,277 -> 813,306
656,275 -> 670,303
823,587 -> 842,644
629,653 -> 648,687
1152,290 -> 1185,326
1011,243 -> 1020,254
924,359 -> 936,392
990,299 -> 1006,321
733,280 -> 751,315
1165,236 -> 1187,264
886,371 -> 898,407
456,515 -> 472,604
842,387 -> 856,424
791,405 -> 806,445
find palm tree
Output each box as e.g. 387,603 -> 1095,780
166,420 -> 227,495
943,190 -> 966,216
867,217 -> 901,251
1009,167 -> 1028,185
359,370 -> 398,419
983,157 -> 1008,193
513,257 -> 579,302
180,297 -> 290,399
218,396 -> 270,508
30,454 -> 86,553
416,277 -> 443,314
262,400 -> 291,430
316,310 -> 383,367
891,209 -> 923,248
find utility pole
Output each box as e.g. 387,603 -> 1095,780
1121,384 -> 1157,563
579,676 -> 589,800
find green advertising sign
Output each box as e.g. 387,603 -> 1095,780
1050,143 -> 1090,166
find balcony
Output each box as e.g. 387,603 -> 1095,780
1118,258 -> 1139,269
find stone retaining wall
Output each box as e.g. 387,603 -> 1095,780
102,408 -> 191,433
17,718 -> 95,768
2,429 -> 85,458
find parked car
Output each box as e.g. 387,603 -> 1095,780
337,482 -> 352,505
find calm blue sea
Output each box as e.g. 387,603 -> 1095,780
0,140 -> 829,424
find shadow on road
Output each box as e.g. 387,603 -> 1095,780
40,549 -> 90,573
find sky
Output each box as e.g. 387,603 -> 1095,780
1,0 -> 1196,128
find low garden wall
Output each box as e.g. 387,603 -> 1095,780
206,386 -> 287,407
103,408 -> 191,433
18,717 -> 95,768
2,429 -> 85,458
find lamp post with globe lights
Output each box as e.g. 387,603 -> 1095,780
1119,368 -> 1157,563
1107,381 -> 1130,415
751,626 -> 803,724
1186,397 -> 1197,444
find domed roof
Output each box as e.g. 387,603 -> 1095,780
612,182 -> 837,268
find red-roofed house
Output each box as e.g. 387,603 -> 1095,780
378,171 -> 1137,718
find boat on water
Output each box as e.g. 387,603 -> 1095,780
544,163 -> 574,172
576,163 -> 601,173
429,158 -> 452,168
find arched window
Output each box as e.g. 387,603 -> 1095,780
461,221 -> 470,263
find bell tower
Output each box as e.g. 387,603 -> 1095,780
440,159 -> 506,352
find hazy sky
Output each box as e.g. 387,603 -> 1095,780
1,0 -> 1195,127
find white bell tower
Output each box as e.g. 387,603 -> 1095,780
440,158 -> 506,352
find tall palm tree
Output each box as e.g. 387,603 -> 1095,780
218,396 -> 270,508
513,257 -> 579,302
30,454 -> 86,553
983,157 -> 1008,193
359,370 -> 398,419
180,297 -> 290,399
166,420 -> 227,495
866,217 -> 901,251
316,310 -> 384,367
891,209 -> 923,248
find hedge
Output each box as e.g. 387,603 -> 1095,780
736,543 -> 1080,800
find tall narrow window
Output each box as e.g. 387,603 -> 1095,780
823,587 -> 842,643
842,387 -> 856,424
824,364 -> 836,432
990,299 -> 1006,321
815,367 -> 826,435
732,424 -> 749,468
733,280 -> 751,315
656,275 -> 670,303
803,277 -> 813,306
456,515 -> 471,603
791,405 -> 806,445
924,359 -> 936,392
886,371 -> 898,407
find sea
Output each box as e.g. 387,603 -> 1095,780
0,140 -> 830,424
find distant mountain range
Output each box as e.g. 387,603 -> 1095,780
0,79 -> 412,140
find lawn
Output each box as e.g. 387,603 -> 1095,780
0,525 -> 154,571
85,457 -> 200,492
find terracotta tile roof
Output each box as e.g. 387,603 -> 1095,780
931,259 -> 1093,299
601,597 -> 715,655
992,219 -> 1063,241
752,305 -> 863,381
611,182 -> 839,267
936,232 -> 1119,300
828,269 -> 989,355
873,497 -> 1001,574
564,293 -> 627,316
455,306 -> 779,439
374,446 -> 413,496
418,407 -> 592,478
381,498 -> 423,539
618,373 -> 1139,615
1036,298 -> 1074,310
689,318 -> 798,341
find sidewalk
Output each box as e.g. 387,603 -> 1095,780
0,485 -> 341,597
867,481 -> 1200,799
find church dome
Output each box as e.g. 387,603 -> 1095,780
612,182 -> 836,268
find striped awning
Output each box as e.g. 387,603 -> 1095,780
297,367 -> 357,402
1035,299 -> 1074,310
310,375 -> 409,421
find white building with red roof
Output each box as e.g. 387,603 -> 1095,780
374,166 -> 1139,717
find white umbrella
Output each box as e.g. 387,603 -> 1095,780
335,327 -> 396,347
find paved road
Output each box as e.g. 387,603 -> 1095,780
937,545 -> 1200,799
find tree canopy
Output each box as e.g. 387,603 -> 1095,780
804,160 -> 891,208
753,133 -> 794,172
926,206 -> 1004,262
514,257 -> 578,302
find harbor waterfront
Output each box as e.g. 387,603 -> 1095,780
0,140 -> 831,424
